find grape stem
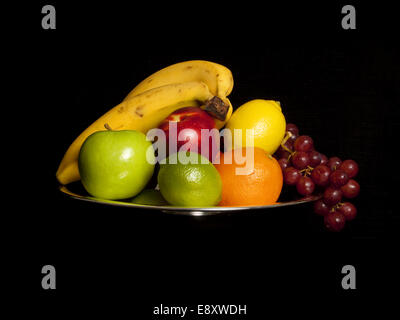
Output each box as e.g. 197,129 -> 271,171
280,131 -> 295,155
300,166 -> 314,177
331,202 -> 344,212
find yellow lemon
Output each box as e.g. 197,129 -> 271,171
224,99 -> 286,155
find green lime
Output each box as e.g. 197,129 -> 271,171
131,189 -> 168,206
157,151 -> 222,207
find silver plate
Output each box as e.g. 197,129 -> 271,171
59,184 -> 320,217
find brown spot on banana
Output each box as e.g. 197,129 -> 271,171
135,105 -> 144,117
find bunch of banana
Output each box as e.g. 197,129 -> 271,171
56,60 -> 234,185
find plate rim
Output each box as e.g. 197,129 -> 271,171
59,184 -> 321,216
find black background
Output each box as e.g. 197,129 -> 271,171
7,1 -> 399,317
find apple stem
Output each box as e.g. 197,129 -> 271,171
104,123 -> 113,131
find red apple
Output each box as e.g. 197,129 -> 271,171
158,107 -> 220,162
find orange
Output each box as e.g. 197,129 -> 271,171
214,147 -> 283,206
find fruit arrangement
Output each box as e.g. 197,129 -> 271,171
56,60 -> 359,231
56,60 -> 234,186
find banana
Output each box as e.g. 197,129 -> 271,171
56,81 -> 214,185
124,60 -> 233,100
123,60 -> 234,128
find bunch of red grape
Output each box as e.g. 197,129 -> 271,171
275,123 -> 360,232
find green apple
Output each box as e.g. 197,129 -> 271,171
131,189 -> 169,206
78,129 -> 155,200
